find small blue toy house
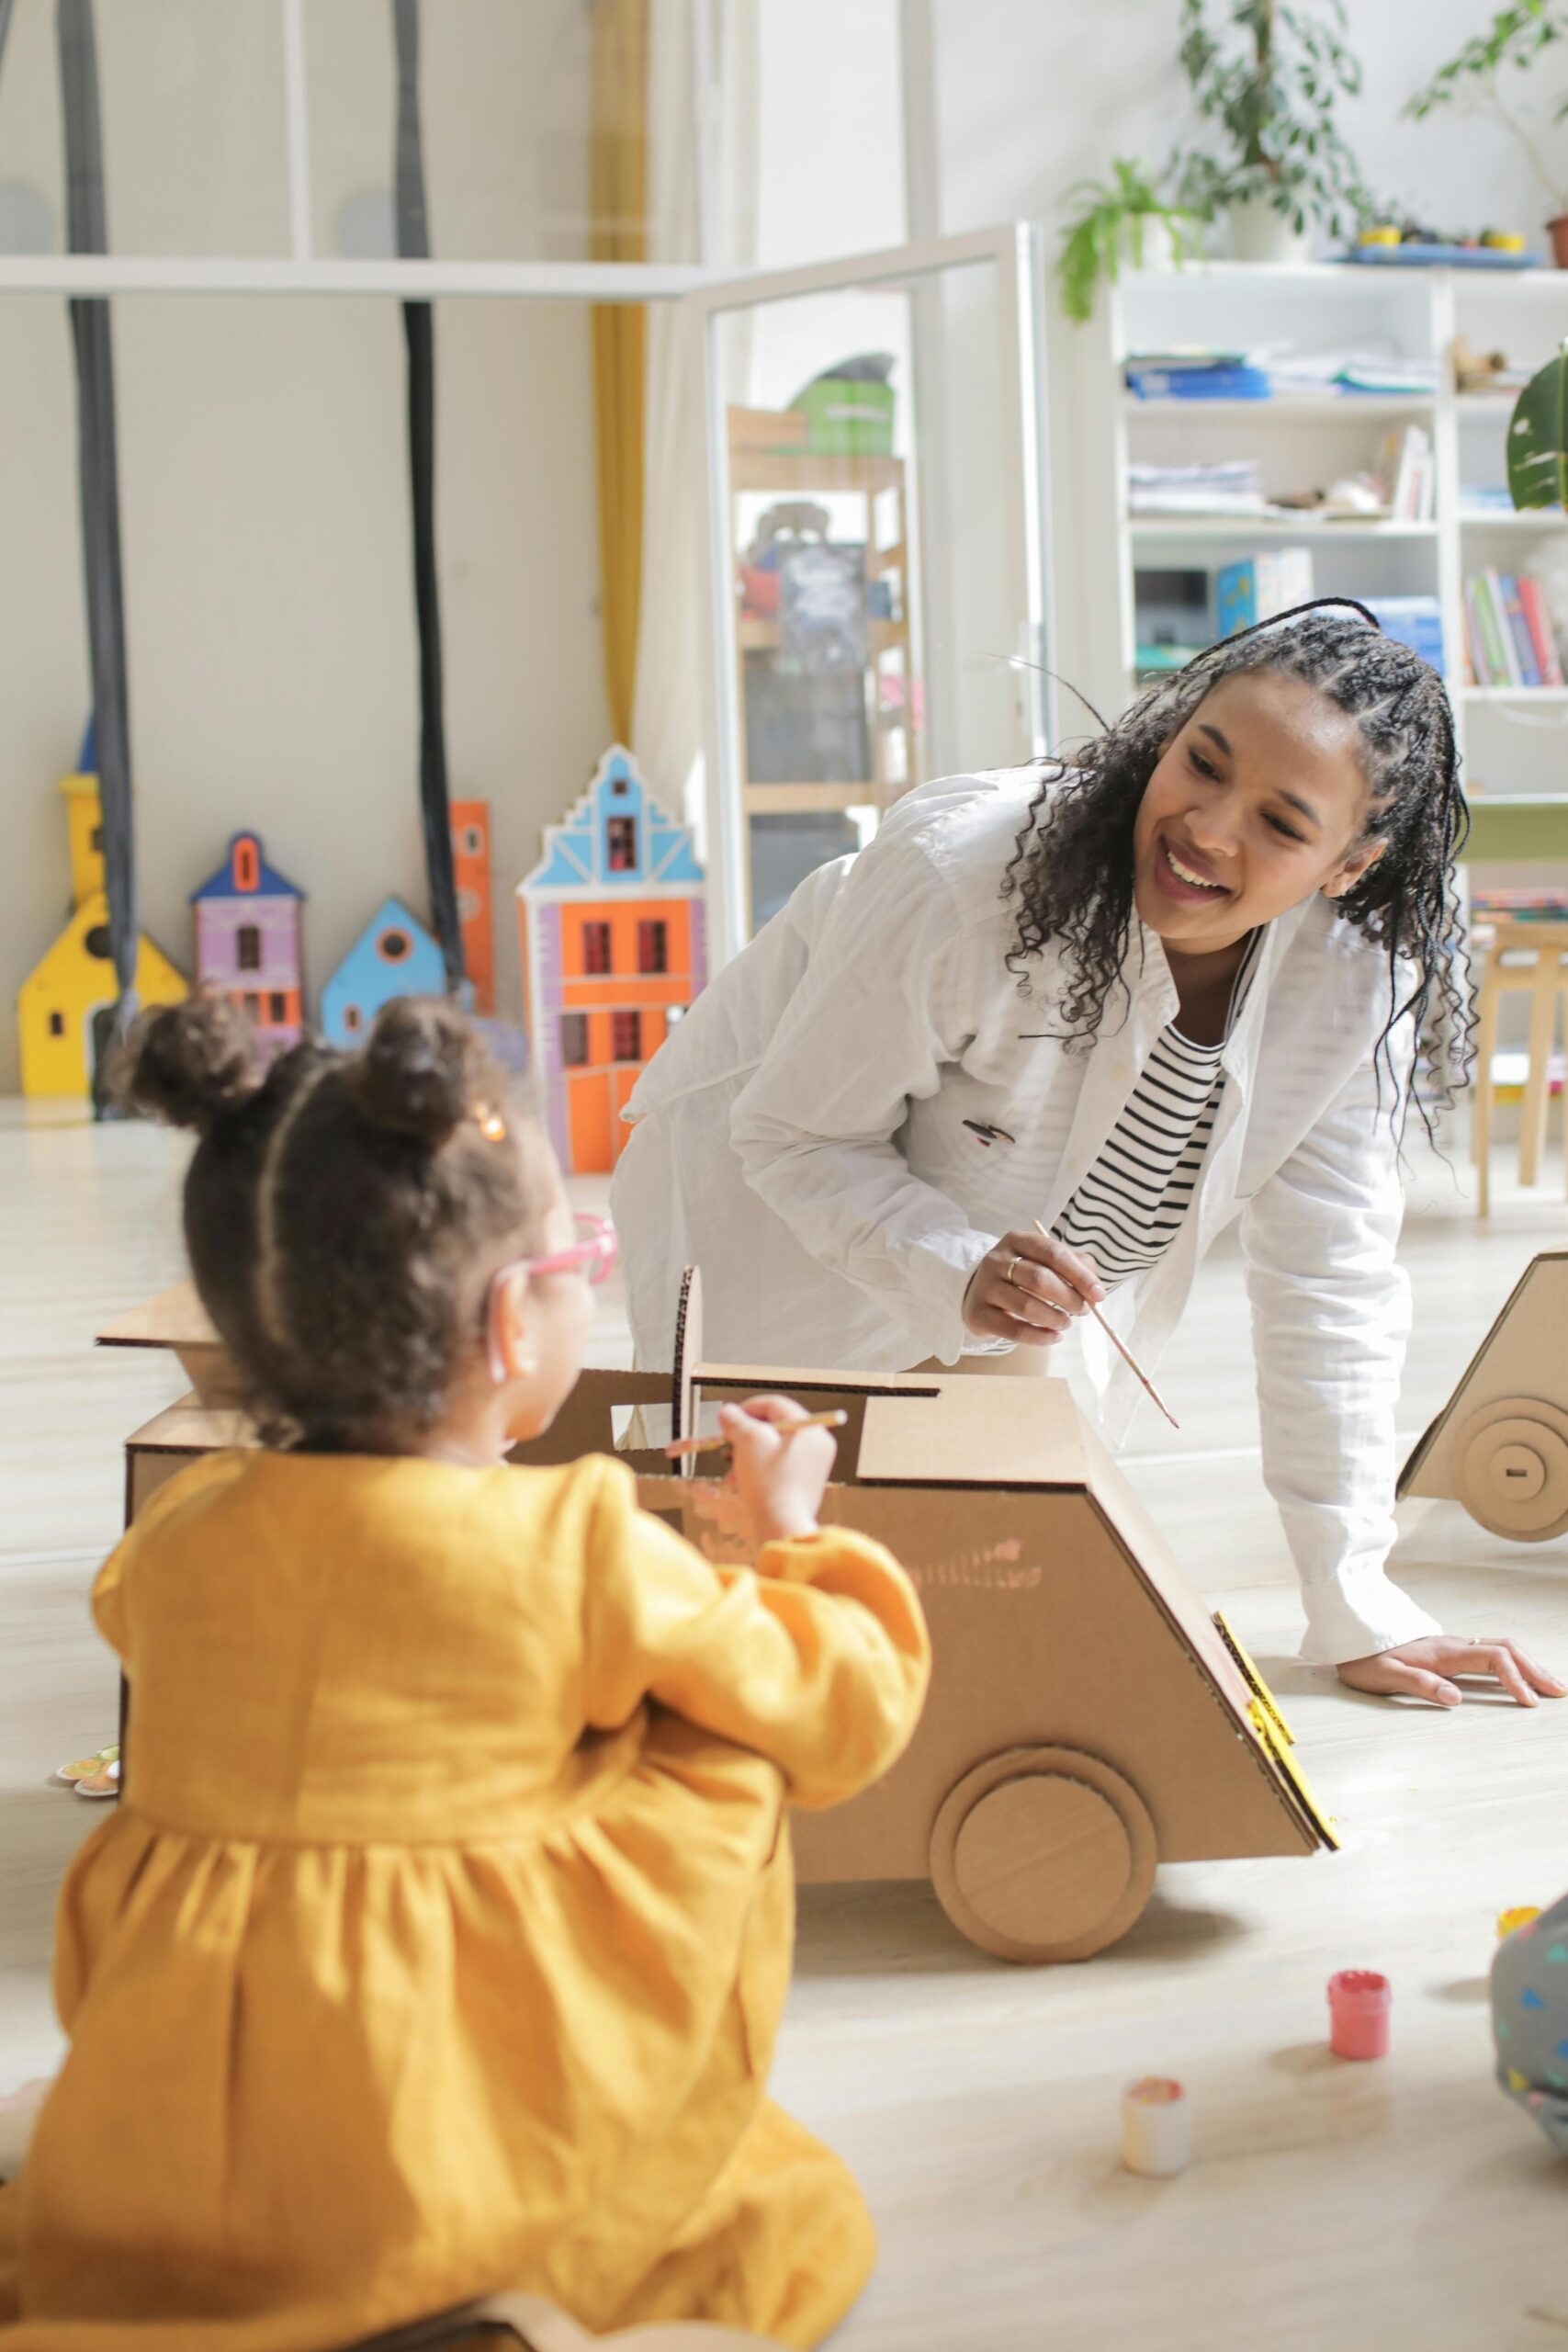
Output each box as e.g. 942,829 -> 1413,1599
320,896 -> 446,1047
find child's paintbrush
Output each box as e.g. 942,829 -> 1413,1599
665,1408 -> 849,1461
1032,1221 -> 1179,1430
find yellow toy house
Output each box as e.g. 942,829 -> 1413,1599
18,766 -> 186,1099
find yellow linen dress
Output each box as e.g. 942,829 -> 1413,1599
0,1449 -> 929,2351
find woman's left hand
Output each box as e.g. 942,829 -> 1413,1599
1337,1635 -> 1567,1708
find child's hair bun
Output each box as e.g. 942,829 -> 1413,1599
353,997 -> 475,1148
120,991 -> 265,1133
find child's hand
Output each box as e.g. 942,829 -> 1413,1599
719,1396 -> 835,1548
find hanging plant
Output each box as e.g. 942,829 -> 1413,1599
1168,0 -> 1372,238
1508,338 -> 1568,507
1055,160 -> 1203,323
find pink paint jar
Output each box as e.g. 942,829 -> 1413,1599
1327,1968 -> 1391,2060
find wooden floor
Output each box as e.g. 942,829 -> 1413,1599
4,1099 -> 1568,2347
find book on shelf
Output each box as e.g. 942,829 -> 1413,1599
1364,595 -> 1445,677
1376,424 -> 1434,522
1462,570 -> 1568,687
1518,576 -> 1565,686
1501,574 -> 1543,687
1215,548 -> 1314,635
1125,361 -> 1273,401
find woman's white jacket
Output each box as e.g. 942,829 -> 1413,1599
614,766 -> 1442,1666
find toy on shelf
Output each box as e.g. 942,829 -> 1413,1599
516,746 -> 706,1174
191,831 -> 305,1056
96,1265 -> 1338,1965
18,755 -> 186,1100
450,798 -> 495,1015
1400,1251 -> 1568,1540
320,895 -> 446,1048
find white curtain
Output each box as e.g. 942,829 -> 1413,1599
630,0 -> 758,855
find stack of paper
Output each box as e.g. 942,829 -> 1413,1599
1127,460 -> 1265,515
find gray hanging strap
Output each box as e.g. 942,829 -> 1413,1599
391,0 -> 464,992
58,0 -> 140,1101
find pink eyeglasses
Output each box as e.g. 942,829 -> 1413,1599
485,1213 -> 618,1380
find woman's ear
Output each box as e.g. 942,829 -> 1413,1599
489,1264 -> 537,1382
1322,833 -> 1389,901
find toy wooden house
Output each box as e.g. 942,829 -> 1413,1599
18,768 -> 186,1099
320,895 -> 446,1046
450,798 -> 494,1016
516,746 -> 706,1173
191,831 -> 305,1056
1400,1250 -> 1568,1542
102,1266 -> 1336,1965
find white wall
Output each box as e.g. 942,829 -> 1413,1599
0,0 -> 609,1092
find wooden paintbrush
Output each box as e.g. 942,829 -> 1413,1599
1032,1221 -> 1179,1430
665,1408 -> 849,1461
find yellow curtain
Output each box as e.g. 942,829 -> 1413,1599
590,0 -> 649,749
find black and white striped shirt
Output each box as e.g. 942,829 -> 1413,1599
1053,936 -> 1260,1292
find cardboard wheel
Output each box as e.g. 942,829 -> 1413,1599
1455,1398 -> 1568,1542
929,1746 -> 1156,1964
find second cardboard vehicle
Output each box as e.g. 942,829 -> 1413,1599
1399,1249 -> 1568,1543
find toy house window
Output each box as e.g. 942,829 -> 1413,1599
582,922 -> 613,975
84,923 -> 111,960
606,817 -> 637,872
48,1011 -> 64,1037
268,992 -> 287,1023
612,776 -> 629,796
459,824 -> 483,857
637,921 -> 668,975
611,1010 -> 641,1063
561,1012 -> 590,1067
344,1006 -> 362,1034
378,928 -> 412,964
237,924 -> 262,971
233,840 -> 260,892
90,825 -> 103,854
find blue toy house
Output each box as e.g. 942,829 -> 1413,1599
321,896 -> 446,1047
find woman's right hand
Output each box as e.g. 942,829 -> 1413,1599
719,1395 -> 836,1547
963,1228 -> 1106,1346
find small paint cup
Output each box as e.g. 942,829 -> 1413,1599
1120,2075 -> 1190,2177
1327,1968 -> 1390,2061
1497,1906 -> 1542,1941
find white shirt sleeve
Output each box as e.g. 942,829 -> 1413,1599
1240,1040 -> 1442,1666
728,829 -> 997,1367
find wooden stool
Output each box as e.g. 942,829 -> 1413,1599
1471,920 -> 1568,1216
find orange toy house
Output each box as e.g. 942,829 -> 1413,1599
516,746 -> 706,1172
450,798 -> 494,1015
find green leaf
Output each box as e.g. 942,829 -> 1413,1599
1508,342 -> 1568,510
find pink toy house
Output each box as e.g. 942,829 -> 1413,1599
191,832 -> 306,1054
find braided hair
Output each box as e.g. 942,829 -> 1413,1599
1001,599 -> 1472,1139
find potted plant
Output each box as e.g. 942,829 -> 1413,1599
1169,0 -> 1371,263
1507,338 -> 1568,506
1055,159 -> 1204,323
1406,4 -> 1568,266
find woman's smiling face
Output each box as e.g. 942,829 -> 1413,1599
1132,669 -> 1389,952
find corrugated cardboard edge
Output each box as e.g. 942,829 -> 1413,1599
1398,1249 -> 1568,1498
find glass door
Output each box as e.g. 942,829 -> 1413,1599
685,224 -> 1052,964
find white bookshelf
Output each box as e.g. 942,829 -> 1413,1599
1063,260 -> 1568,808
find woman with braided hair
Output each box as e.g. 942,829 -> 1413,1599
615,600 -> 1564,1704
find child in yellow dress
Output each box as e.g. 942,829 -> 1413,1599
0,994 -> 930,2351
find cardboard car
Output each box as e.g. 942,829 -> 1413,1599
1399,1250 -> 1568,1544
100,1271 -> 1337,1964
